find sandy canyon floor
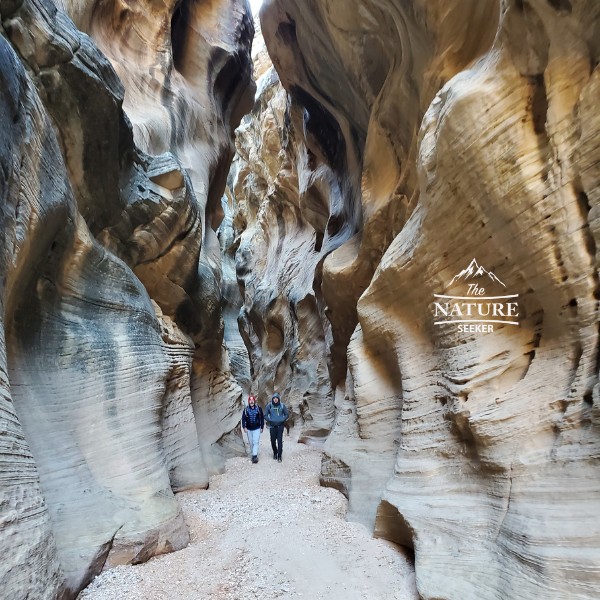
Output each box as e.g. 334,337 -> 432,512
78,434 -> 417,600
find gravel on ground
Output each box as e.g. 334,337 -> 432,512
78,433 -> 418,600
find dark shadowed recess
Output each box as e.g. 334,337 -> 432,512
374,500 -> 416,564
170,0 -> 190,74
173,0 -> 256,230
208,41 -> 256,230
291,84 -> 346,172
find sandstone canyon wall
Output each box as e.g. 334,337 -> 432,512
1,0 -> 600,598
227,0 -> 600,599
0,0 -> 253,597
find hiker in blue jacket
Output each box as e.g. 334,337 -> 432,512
242,395 -> 264,464
264,392 -> 288,462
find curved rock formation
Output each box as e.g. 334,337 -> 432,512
0,32 -> 65,600
0,0 -> 254,596
368,2 -> 600,598
68,0 -> 256,481
252,0 -> 600,599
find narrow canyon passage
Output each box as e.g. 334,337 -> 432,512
78,437 -> 417,600
2,0 -> 600,599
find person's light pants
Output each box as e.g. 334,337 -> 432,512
247,428 -> 261,456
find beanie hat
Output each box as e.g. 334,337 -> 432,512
248,395 -> 256,403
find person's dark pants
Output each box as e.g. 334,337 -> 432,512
270,424 -> 285,458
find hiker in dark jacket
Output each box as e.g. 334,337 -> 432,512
264,392 -> 288,462
242,395 -> 264,464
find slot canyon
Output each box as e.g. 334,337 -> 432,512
0,0 -> 599,598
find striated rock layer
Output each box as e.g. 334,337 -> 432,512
0,31 -> 65,600
0,0 -> 253,597
253,1 -> 600,599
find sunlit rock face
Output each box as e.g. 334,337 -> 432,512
0,0 -> 253,596
228,29 -> 336,439
259,0 -> 600,599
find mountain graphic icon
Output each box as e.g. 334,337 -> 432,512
449,258 -> 506,287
